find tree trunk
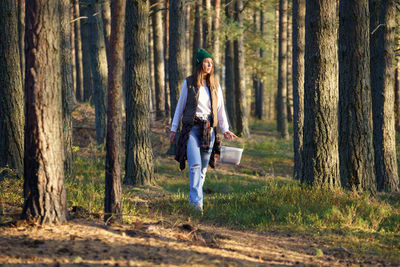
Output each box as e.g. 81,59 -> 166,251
202,0 -> 212,50
0,1 -> 24,178
234,0 -> 250,137
23,0 -> 67,223
338,0 -> 375,192
193,0 -> 202,73
105,0 -> 125,223
18,0 -> 25,90
292,0 -> 305,181
148,24 -> 155,121
80,1 -> 93,102
225,0 -> 236,131
370,0 -> 399,192
185,4 -> 191,76
256,10 -> 265,120
74,0 -> 84,102
301,0 -> 340,188
395,65 -> 400,132
164,0 -> 170,119
88,0 -> 108,145
286,5 -> 293,123
101,0 -> 111,61
277,0 -> 289,139
124,0 -> 154,186
151,0 -> 166,120
60,0 -> 75,175
213,0 -> 221,78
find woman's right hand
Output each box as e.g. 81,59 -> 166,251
169,131 -> 176,144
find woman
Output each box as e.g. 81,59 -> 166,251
169,48 -> 237,212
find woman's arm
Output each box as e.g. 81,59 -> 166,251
171,79 -> 188,132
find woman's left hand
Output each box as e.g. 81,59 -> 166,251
223,131 -> 238,140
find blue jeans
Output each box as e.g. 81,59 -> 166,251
186,125 -> 215,208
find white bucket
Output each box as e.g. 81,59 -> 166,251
220,146 -> 243,165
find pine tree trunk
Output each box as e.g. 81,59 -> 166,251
395,65 -> 400,131
257,10 -> 265,120
152,0 -> 166,120
193,0 -> 202,73
0,1 -> 24,178
302,0 -> 340,188
370,0 -> 399,192
18,0 -> 25,90
234,0 -> 250,137
74,0 -> 84,102
292,0 -> 305,181
225,0 -> 236,131
185,4 -> 191,77
60,0 -> 75,175
124,0 -> 154,186
286,5 -> 293,123
80,2 -> 93,102
202,0 -> 212,50
23,0 -> 67,223
338,0 -> 376,192
88,0 -> 108,145
164,0 -> 170,119
105,0 -> 125,222
213,0 -> 221,77
277,0 -> 289,139
101,0 -> 111,61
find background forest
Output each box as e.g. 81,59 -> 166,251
1,0 -> 400,265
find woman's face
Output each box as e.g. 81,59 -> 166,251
202,58 -> 213,74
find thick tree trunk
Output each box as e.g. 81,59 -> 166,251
23,0 -> 67,223
185,4 -> 191,76
88,0 -> 108,145
395,65 -> 400,131
151,0 -> 166,120
370,0 -> 399,192
80,2 -> 93,102
74,0 -> 84,102
124,0 -> 154,186
193,0 -> 202,73
338,0 -> 375,192
105,0 -> 125,223
18,0 -> 25,90
101,0 -> 111,61
202,0 -> 212,50
0,1 -> 24,178
301,0 -> 340,188
213,0 -> 221,77
225,0 -> 236,131
234,0 -> 250,137
292,0 -> 305,181
60,0 -> 75,175
277,0 -> 289,139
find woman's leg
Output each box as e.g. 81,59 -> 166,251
199,129 -> 216,190
186,126 -> 203,208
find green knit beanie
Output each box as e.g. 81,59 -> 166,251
195,48 -> 213,65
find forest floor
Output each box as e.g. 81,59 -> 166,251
0,103 -> 399,266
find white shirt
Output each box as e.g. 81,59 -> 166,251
171,79 -> 230,133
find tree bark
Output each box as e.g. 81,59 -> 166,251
225,0 -> 236,131
213,0 -> 221,77
105,0 -> 125,223
60,0 -> 75,175
164,0 -> 170,119
0,1 -> 24,178
256,10 -> 265,120
151,0 -> 166,120
88,0 -> 108,145
301,0 -> 340,188
234,0 -> 250,137
80,2 -> 93,102
18,0 -> 25,90
124,0 -> 154,186
193,0 -> 202,73
101,0 -> 111,61
395,65 -> 400,132
74,0 -> 84,102
202,0 -> 212,50
286,4 -> 293,123
370,0 -> 399,192
338,0 -> 375,192
292,0 -> 305,181
277,0 -> 289,139
23,0 -> 67,223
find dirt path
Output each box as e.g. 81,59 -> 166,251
0,217 -> 390,266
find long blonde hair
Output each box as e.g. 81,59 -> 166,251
193,60 -> 217,89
